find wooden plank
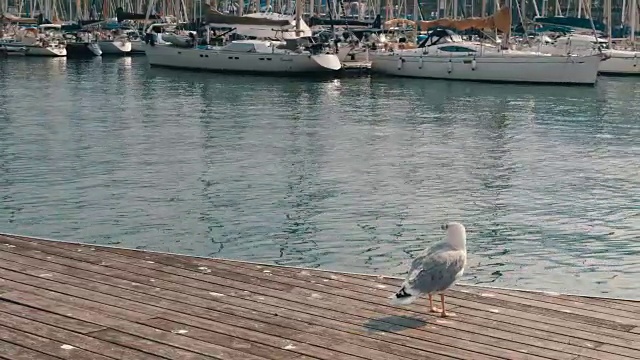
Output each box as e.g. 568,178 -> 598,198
0,323 -> 111,360
0,269 -> 158,322
141,317 -> 370,360
91,248 -> 640,356
0,290 -> 297,360
1,242 -> 595,360
0,240 -> 442,324
290,267 -> 636,333
86,327 -> 274,360
140,318 -> 317,360
127,252 -> 640,333
0,242 -> 573,360
148,311 -> 467,360
595,345 -> 640,360
138,257 -> 640,360
554,295 -> 640,314
88,329 -> 217,360
476,288 -> 640,321
0,339 -> 60,360
0,239 -> 507,360
0,247 -> 487,360
1,234 -> 639,360
0,308 -> 161,360
0,298 -> 105,334
0,290 -> 139,329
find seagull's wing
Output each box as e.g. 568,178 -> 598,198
403,243 -> 466,295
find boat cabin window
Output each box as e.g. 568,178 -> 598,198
222,42 -> 258,52
438,45 -> 476,53
418,29 -> 462,48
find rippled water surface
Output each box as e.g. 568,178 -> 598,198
1,57 -> 639,298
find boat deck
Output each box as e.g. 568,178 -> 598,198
0,233 -> 638,360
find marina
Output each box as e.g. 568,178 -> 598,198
2,0 -> 640,81
1,0 -> 640,356
0,233 -> 639,360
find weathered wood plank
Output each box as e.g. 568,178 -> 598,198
0,239 -> 572,360
141,317 -> 370,360
1,234 -> 639,360
554,295 -> 640,314
596,345 -> 640,359
1,290 -> 277,360
0,323 -> 111,360
473,288 -> 640,321
295,267 -> 636,333
0,243 -> 591,360
0,269 -> 158,322
0,245 -> 491,359
88,329 -> 218,360
90,245 -> 640,356
0,308 -> 161,360
0,339 -> 60,360
0,298 -> 105,334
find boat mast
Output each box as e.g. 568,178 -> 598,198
295,0 -> 301,35
630,0 -> 637,44
606,0 -> 612,49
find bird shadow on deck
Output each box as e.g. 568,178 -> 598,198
362,315 -> 428,333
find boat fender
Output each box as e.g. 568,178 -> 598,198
634,53 -> 638,67
471,57 -> 477,71
418,56 -> 423,69
397,57 -> 404,70
447,59 -> 452,74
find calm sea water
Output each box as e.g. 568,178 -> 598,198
1,56 -> 639,298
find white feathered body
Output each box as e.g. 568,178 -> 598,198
390,236 -> 467,305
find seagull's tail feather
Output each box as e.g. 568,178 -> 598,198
389,284 -> 419,306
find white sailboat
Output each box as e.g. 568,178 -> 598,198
98,36 -> 132,55
370,7 -> 602,85
5,24 -> 67,56
145,7 -> 342,74
535,33 -> 640,75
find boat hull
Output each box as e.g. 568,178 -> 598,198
598,51 -> 640,75
24,45 -> 66,56
370,52 -> 601,85
98,40 -> 132,55
145,44 -> 342,73
130,40 -> 146,54
0,45 -> 26,56
66,42 -> 102,57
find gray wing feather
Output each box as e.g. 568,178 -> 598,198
404,241 -> 466,294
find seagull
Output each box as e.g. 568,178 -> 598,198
389,222 -> 467,317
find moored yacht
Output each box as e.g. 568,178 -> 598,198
533,33 -> 640,75
370,8 -> 602,85
145,10 -> 341,74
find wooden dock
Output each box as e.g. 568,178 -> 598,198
0,233 -> 638,360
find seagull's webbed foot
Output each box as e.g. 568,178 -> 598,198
439,294 -> 456,317
428,294 -> 441,313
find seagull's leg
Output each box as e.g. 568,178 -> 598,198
440,294 -> 456,318
428,294 -> 439,312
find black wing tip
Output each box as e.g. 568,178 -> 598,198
395,287 -> 412,298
